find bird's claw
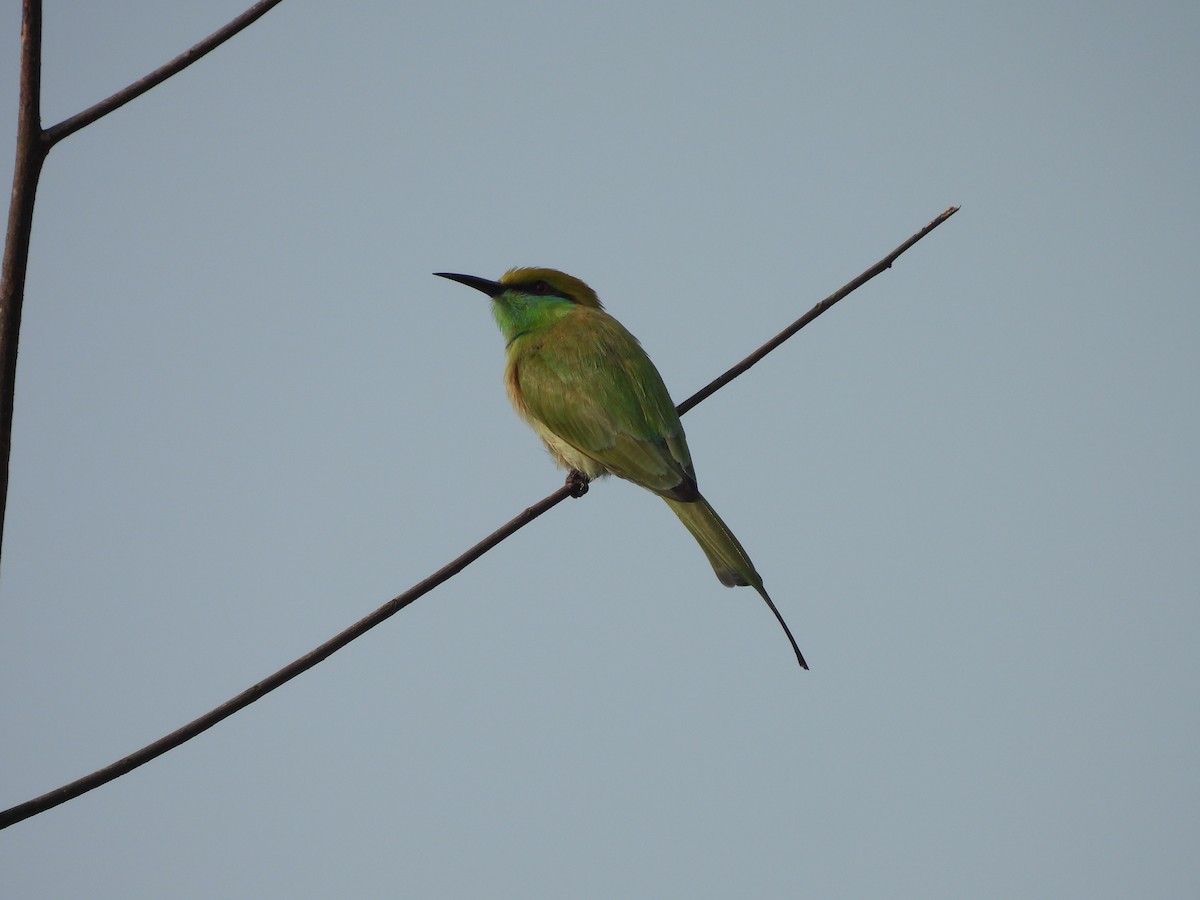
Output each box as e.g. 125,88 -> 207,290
565,469 -> 590,498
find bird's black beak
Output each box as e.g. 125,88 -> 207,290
434,272 -> 506,298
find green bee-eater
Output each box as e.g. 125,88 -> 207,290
436,267 -> 807,669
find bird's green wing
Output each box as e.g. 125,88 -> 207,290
515,311 -> 695,496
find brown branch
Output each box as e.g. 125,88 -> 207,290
0,0 -> 49,568
0,0 -> 289,567
0,485 -> 574,829
43,0 -> 287,146
0,206 -> 959,830
677,205 -> 960,415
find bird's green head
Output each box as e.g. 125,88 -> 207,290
434,267 -> 603,343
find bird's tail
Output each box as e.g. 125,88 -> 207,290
663,495 -> 808,669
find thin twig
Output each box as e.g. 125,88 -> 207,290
677,206 -> 960,415
44,0 -> 287,146
0,486 -> 574,829
0,207 -> 959,830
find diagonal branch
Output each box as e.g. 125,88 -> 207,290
0,206 -> 959,830
43,0 -> 287,147
677,205 -> 960,415
0,485 -> 574,830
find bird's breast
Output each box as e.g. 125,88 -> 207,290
504,357 -> 529,420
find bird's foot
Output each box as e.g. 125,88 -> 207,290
565,469 -> 590,498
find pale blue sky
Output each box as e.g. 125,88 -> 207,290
2,2 -> 1197,897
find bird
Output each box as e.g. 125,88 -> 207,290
435,267 -> 807,669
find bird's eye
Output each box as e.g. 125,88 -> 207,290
532,280 -> 551,295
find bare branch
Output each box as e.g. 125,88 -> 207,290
0,0 -> 290,566
677,205 -> 960,415
0,0 -> 49,567
0,485 -> 573,829
44,0 -> 287,146
0,207 -> 959,829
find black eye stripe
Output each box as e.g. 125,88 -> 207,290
521,280 -> 572,301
